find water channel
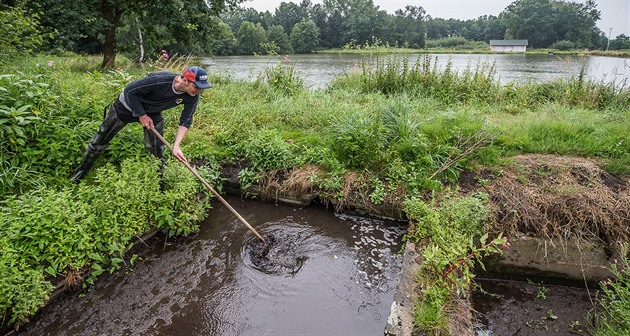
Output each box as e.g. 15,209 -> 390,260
15,196 -> 406,336
203,53 -> 630,90
473,278 -> 599,335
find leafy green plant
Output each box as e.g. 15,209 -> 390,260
0,7 -> 44,61
528,279 -> 548,300
0,74 -> 47,149
369,177 -> 386,205
593,243 -> 630,335
0,247 -> 53,326
0,157 -> 209,328
238,168 -> 261,192
240,128 -> 299,171
404,193 -> 508,331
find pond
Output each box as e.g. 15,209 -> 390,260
16,196 -> 406,335
202,53 -> 630,90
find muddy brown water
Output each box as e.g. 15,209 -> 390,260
15,196 -> 406,336
473,278 -> 600,335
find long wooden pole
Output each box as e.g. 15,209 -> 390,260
149,127 -> 265,243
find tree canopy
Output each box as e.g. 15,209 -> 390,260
19,0 -> 247,67
501,0 -> 601,48
1,0 -> 622,62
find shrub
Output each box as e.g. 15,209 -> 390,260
550,40 -> 576,51
404,192 -> 507,332
0,7 -> 44,61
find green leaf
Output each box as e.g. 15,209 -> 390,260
45,265 -> 56,277
91,263 -> 104,277
479,233 -> 488,245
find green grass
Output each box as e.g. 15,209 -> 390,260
1,53 -> 629,330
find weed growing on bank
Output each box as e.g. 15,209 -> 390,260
0,158 -> 212,327
593,243 -> 630,335
404,193 -> 508,333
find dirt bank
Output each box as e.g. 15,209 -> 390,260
461,154 -> 629,252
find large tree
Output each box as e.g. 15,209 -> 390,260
501,0 -> 600,49
318,1 -> 344,48
290,19 -> 319,53
392,5 -> 426,48
26,0 -> 104,54
27,0 -> 246,68
552,0 -> 600,48
267,24 -> 293,54
274,1 -> 307,35
336,0 -> 387,46
209,21 -> 237,56
117,2 -> 231,60
501,0 -> 556,48
237,20 -> 267,55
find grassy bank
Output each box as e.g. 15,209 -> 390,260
1,54 -> 628,333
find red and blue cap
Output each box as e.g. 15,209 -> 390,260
182,66 -> 212,89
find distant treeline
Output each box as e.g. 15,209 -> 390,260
2,0 -> 629,68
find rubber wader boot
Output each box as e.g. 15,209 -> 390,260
69,144 -> 100,182
144,119 -> 167,190
70,105 -> 126,183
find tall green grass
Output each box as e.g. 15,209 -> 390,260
330,55 -> 630,111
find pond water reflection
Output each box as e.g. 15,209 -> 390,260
202,53 -> 630,90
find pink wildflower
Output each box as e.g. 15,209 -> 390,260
47,60 -> 54,67
161,50 -> 169,61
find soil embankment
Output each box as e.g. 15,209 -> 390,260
463,154 -> 629,282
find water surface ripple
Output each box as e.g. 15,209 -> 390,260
17,196 -> 406,336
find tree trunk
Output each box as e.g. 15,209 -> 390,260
101,0 -> 122,69
136,18 -> 144,63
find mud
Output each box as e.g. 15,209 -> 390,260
244,224 -> 309,276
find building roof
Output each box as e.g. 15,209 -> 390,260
489,40 -> 529,46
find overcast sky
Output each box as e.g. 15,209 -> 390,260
241,0 -> 630,37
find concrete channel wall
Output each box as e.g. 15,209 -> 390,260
237,179 -> 615,336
